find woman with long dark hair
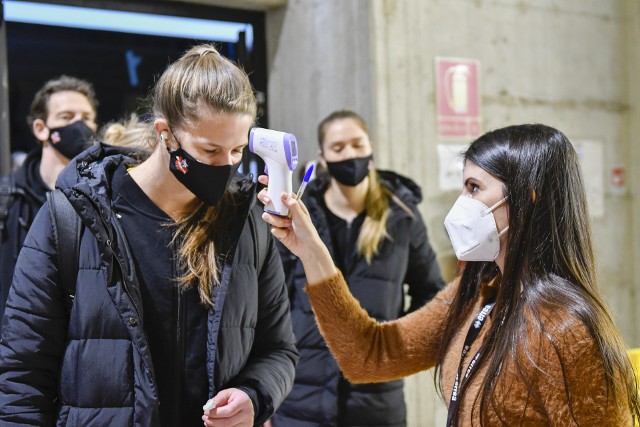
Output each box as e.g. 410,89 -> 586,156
259,124 -> 640,425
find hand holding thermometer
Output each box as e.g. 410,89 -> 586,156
249,128 -> 298,217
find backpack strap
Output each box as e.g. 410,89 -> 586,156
47,189 -> 81,313
0,174 -> 22,232
248,206 -> 269,276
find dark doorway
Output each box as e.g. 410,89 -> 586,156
5,0 -> 267,154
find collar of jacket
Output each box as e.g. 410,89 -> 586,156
309,169 -> 422,205
56,142 -> 257,281
13,146 -> 47,204
376,170 -> 422,205
303,169 -> 422,245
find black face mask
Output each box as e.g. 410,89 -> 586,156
325,154 -> 372,186
167,137 -> 239,206
48,121 -> 96,159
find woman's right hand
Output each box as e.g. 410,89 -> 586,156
258,175 -> 337,283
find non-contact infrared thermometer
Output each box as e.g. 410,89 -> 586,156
249,127 -> 298,216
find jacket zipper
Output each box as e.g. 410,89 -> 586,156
73,188 -> 154,389
173,239 -> 185,425
73,188 -> 146,321
345,220 -> 353,274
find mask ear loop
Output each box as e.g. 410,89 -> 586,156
487,196 -> 508,212
488,196 -> 509,236
166,128 -> 186,153
162,129 -> 181,153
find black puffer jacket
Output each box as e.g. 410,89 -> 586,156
0,148 -> 49,327
273,171 -> 444,427
0,144 -> 298,426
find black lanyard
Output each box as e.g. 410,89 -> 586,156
446,301 -> 495,427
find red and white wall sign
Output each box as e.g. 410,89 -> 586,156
435,57 -> 481,140
611,166 -> 625,188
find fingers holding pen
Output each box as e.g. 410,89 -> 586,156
277,192 -> 337,282
257,174 -> 336,283
291,194 -> 310,216
280,191 -> 309,217
261,209 -> 296,253
257,172 -> 320,259
257,182 -> 336,281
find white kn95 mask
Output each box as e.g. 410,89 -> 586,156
444,195 -> 509,262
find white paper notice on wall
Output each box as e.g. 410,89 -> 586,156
437,144 -> 469,191
573,140 -> 604,218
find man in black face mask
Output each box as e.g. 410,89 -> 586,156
0,75 -> 98,327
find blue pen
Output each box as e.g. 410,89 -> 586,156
296,164 -> 314,200
288,164 -> 314,218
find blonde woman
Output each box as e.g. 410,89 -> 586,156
0,45 -> 298,427
272,110 -> 444,427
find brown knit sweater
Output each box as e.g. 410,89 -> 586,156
306,271 -> 633,426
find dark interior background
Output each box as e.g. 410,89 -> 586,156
6,0 -> 267,154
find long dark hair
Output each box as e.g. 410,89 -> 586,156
435,124 -> 640,424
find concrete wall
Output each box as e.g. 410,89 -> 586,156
368,0 -> 635,319
266,0 -> 375,179
263,1 -> 639,426
627,0 -> 640,359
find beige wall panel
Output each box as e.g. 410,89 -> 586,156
369,0 -> 635,328
626,0 -> 640,347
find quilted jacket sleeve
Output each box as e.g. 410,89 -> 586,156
0,202 -> 68,425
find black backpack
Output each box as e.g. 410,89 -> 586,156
46,189 -> 269,313
46,190 -> 81,312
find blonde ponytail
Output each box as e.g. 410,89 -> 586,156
356,170 -> 413,263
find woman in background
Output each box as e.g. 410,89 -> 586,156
272,110 -> 444,427
261,124 -> 640,426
